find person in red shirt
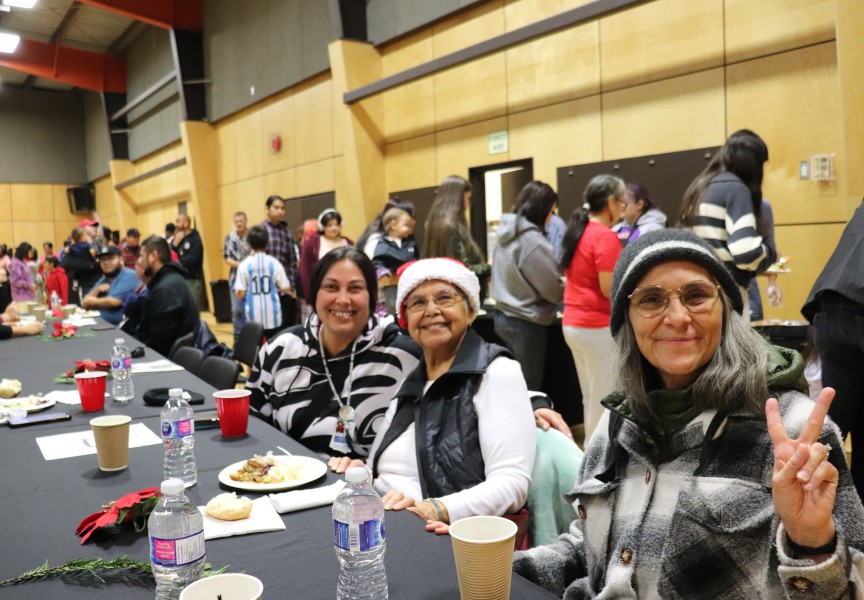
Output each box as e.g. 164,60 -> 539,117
43,256 -> 69,305
560,174 -> 626,444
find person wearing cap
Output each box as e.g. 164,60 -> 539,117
513,229 -> 864,598
333,258 -> 568,535
81,245 -> 140,326
299,208 -> 353,306
612,182 -> 667,247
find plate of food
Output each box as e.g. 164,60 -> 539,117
218,454 -> 328,492
0,395 -> 55,413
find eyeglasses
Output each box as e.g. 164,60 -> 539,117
628,280 -> 721,318
404,290 -> 463,314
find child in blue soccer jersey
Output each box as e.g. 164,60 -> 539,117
234,225 -> 292,339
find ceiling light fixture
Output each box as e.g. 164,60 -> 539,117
0,32 -> 20,53
2,0 -> 38,8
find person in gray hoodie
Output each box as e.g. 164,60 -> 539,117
611,182 -> 666,247
490,181 -> 564,392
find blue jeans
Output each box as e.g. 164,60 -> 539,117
231,293 -> 246,345
493,310 -> 548,392
813,293 -> 864,500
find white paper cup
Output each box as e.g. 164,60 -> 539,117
179,573 -> 263,600
449,516 -> 517,600
89,415 -> 131,471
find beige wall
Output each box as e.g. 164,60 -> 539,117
78,0 -> 858,321
0,183 -> 92,252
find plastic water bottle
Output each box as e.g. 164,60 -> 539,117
50,290 -> 60,312
148,478 -> 206,599
333,467 -> 388,600
161,388 -> 197,487
110,337 -> 134,402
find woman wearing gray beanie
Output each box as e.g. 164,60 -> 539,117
514,228 -> 864,598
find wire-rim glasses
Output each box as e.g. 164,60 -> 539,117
628,280 -> 722,318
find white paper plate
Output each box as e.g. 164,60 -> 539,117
218,455 -> 327,492
0,395 -> 55,413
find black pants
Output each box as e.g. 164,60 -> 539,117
492,310 -> 548,392
280,294 -> 299,328
813,293 -> 864,500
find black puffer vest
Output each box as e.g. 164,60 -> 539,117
371,329 -> 510,497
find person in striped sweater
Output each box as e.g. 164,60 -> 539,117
679,129 -> 776,318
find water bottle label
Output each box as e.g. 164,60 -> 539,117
333,518 -> 385,552
150,530 -> 205,566
123,357 -> 131,369
161,419 -> 195,438
111,358 -> 121,370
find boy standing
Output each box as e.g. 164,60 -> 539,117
43,256 -> 69,305
234,225 -> 292,339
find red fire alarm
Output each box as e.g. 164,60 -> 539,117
270,134 -> 282,154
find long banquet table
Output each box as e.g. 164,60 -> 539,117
0,320 -> 558,599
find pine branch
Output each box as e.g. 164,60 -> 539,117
0,556 -> 229,587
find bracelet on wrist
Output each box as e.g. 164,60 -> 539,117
787,535 -> 837,556
422,498 -> 445,522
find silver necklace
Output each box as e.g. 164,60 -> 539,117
318,328 -> 358,422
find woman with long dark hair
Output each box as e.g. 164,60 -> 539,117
490,181 -> 564,393
424,175 -> 489,281
560,175 -> 625,443
679,129 -> 776,317
9,243 -> 36,303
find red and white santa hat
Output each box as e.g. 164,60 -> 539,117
395,258 -> 481,329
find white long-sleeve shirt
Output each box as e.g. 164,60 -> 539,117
369,356 -> 536,523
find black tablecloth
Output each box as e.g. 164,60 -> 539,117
0,322 -> 558,599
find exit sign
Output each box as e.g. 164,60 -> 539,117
488,130 -> 508,155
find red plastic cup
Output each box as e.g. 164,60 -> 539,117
75,372 -> 107,412
214,389 -> 251,437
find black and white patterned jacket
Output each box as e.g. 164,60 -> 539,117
247,314 -> 421,457
514,391 -> 864,599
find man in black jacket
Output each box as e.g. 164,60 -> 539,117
136,235 -> 200,357
171,213 -> 207,311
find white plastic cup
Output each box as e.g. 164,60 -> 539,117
179,573 -> 263,600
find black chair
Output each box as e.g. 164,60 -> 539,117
197,356 -> 241,391
233,321 -> 264,383
172,347 -> 206,375
168,331 -> 196,360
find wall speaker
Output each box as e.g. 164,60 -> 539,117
67,186 -> 95,214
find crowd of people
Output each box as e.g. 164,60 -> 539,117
1,127 -> 862,596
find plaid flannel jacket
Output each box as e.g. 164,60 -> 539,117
514,390 -> 864,599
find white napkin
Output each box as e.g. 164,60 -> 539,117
269,480 -> 345,513
199,496 -> 285,540
44,390 -> 84,405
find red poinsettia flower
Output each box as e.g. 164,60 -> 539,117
52,307 -> 64,318
76,487 -> 162,544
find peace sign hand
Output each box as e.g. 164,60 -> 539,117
765,387 -> 838,549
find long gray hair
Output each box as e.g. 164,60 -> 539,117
611,289 -> 770,416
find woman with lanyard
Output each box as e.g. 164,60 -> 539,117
246,247 -> 422,458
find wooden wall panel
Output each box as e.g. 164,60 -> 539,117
11,184 -> 54,222
234,110 -> 265,181
508,96 -> 602,187
725,0 -> 835,64
382,32 -> 435,143
236,179 -> 266,224
603,68 -> 726,159
0,223 -> 13,248
600,0 -> 724,92
435,117 -> 509,181
293,77 -> 334,167
261,93 -> 296,174
726,43 -> 844,225
434,57 -> 508,131
0,184 -> 11,221
14,222 -> 57,249
262,169 -> 298,204
385,134 -> 437,195
506,24 -> 600,113
765,223 -> 845,321
216,119 -> 237,186
503,0 -> 593,29
295,159 -> 335,197
432,2 -> 504,57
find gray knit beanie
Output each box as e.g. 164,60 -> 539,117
609,229 -> 743,337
